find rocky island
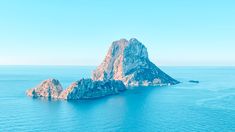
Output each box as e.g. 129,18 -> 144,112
26,38 -> 179,100
26,78 -> 126,100
26,79 -> 63,99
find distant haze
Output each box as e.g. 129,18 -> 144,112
0,0 -> 234,66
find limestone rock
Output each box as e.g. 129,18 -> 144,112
26,79 -> 63,99
59,78 -> 126,100
92,38 -> 179,87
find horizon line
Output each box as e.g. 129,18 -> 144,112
0,64 -> 234,67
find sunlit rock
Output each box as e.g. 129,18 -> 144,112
26,79 -> 63,99
92,38 -> 179,87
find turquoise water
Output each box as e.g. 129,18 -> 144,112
0,66 -> 235,132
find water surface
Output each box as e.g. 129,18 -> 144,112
0,66 -> 235,131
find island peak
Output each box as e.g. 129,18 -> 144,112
92,38 -> 179,87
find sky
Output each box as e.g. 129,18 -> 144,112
0,0 -> 234,66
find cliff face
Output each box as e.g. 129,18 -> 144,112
92,38 -> 179,87
59,79 -> 126,100
26,79 -> 63,99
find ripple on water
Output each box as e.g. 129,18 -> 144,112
196,94 -> 235,111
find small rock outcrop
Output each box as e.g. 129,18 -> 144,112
92,38 -> 179,87
59,79 -> 126,100
189,80 -> 199,83
26,79 -> 63,99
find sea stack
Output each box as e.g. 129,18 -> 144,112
92,38 -> 179,87
26,79 -> 63,99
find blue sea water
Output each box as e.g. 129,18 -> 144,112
0,66 -> 235,132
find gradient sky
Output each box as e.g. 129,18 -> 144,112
0,0 -> 234,66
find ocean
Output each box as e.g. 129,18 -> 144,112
0,66 -> 235,132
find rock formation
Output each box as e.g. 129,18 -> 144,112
26,38 -> 179,100
59,79 -> 126,100
189,80 -> 199,83
26,79 -> 63,99
26,78 -> 126,100
92,38 -> 179,87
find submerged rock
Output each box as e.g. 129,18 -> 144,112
59,79 -> 126,100
26,79 -> 63,99
92,38 -> 179,87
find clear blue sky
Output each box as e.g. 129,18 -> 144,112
0,0 -> 234,66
